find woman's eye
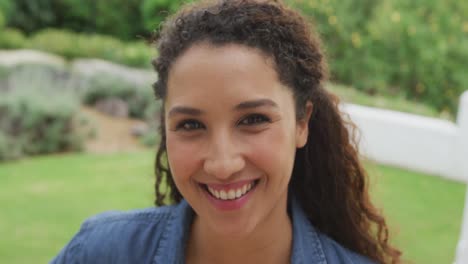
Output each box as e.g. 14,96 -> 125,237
239,114 -> 271,126
176,120 -> 204,131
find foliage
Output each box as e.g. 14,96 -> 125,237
287,0 -> 468,114
0,65 -> 9,80
0,0 -> 182,40
140,0 -> 186,33
23,29 -> 154,68
140,99 -> 162,146
6,64 -> 72,92
1,0 -> 143,39
94,0 -> 145,40
0,0 -> 196,40
52,0 -> 95,33
0,28 -> 27,49
0,0 -> 13,25
0,66 -> 85,160
83,74 -> 155,119
4,0 -> 57,33
0,6 -> 5,28
0,130 -> 22,160
0,0 -> 12,29
0,28 -> 155,68
2,0 -> 466,115
0,12 -> 3,29
327,83 -> 449,120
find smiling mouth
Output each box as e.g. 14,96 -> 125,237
200,180 -> 259,201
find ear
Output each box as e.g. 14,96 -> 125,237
295,101 -> 313,148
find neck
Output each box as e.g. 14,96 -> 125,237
185,197 -> 293,264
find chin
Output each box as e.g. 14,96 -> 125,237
207,213 -> 259,238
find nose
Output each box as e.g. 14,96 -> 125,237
203,133 -> 245,180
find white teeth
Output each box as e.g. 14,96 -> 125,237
220,190 -> 227,200
227,190 -> 236,199
235,189 -> 242,198
206,181 -> 257,200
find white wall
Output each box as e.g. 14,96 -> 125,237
342,95 -> 466,183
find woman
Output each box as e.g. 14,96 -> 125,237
52,0 -> 402,263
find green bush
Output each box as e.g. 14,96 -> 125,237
0,130 -> 22,160
141,0 -> 186,33
140,99 -> 162,147
94,0 -> 145,40
5,0 -> 57,33
0,87 -> 83,161
0,0 -> 13,28
0,9 -> 5,28
83,74 -> 154,119
6,64 -> 72,95
0,28 -> 26,49
52,0 -> 95,33
25,29 -> 154,67
2,0 -> 150,40
288,0 -> 468,113
0,0 -> 26,49
366,0 -> 468,112
0,27 -> 155,68
1,0 -> 184,40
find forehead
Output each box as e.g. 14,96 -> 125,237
166,43 -> 291,106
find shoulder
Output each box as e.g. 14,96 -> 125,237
83,205 -> 174,229
50,205 -> 179,264
317,233 -> 376,264
289,197 -> 376,264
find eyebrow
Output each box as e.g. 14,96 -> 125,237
168,98 -> 278,117
234,99 -> 279,111
168,106 -> 203,117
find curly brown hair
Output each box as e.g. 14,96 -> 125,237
151,0 -> 402,263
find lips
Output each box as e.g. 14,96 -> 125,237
205,180 -> 257,200
198,179 -> 259,210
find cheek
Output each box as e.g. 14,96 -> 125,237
166,134 -> 203,183
244,126 -> 296,179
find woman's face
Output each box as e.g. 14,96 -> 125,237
165,43 -> 310,236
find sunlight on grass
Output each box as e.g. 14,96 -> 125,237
0,151 -> 155,263
366,162 -> 466,263
0,152 -> 465,263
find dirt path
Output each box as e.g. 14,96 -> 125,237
79,106 -> 149,153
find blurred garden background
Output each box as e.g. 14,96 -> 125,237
0,0 -> 467,263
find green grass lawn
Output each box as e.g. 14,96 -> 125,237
0,151 -> 465,263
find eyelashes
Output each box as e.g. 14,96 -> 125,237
174,113 -> 271,132
237,114 -> 271,126
175,119 -> 205,131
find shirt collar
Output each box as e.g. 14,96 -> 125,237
153,200 -> 193,264
153,198 -> 327,264
290,197 -> 328,264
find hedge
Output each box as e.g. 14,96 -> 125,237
0,87 -> 84,161
287,0 -> 468,113
0,61 -> 158,159
0,28 -> 155,68
0,28 -> 27,49
0,0 -> 186,40
82,74 -> 155,119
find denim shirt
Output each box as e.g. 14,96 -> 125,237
51,199 -> 375,264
